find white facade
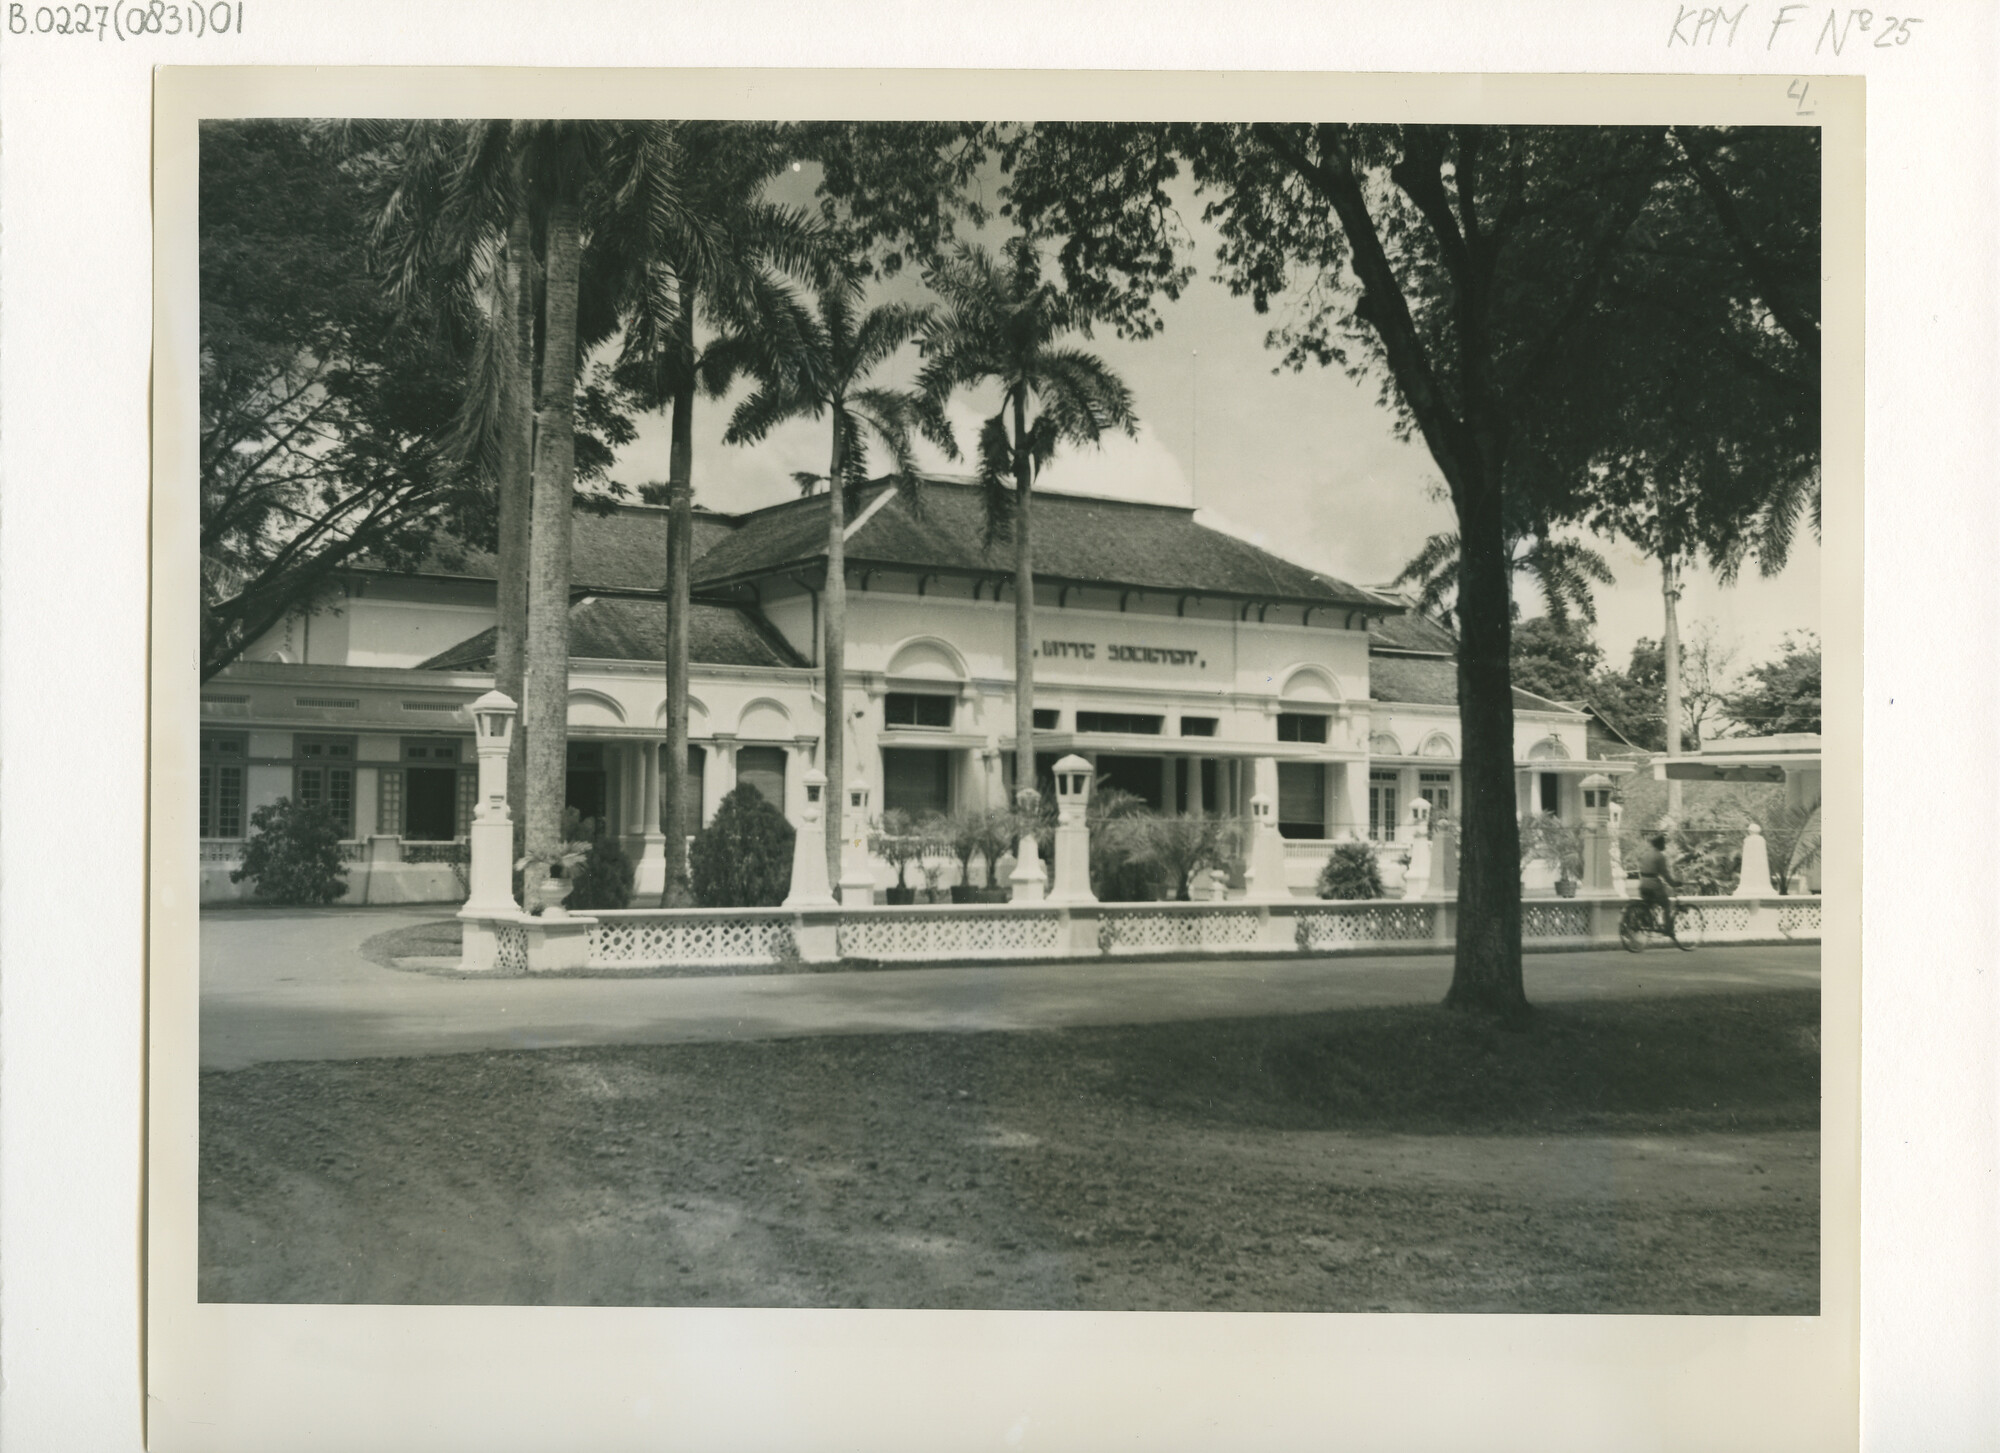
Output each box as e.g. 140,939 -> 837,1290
201,496 -> 1609,903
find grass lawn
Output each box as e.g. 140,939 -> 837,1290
200,987 -> 1819,1312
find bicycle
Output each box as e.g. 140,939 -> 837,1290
1618,896 -> 1704,952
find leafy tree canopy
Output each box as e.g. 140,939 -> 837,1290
1723,631 -> 1821,735
200,120 -> 471,679
1510,617 -> 1604,705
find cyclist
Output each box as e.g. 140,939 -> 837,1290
1635,831 -> 1693,951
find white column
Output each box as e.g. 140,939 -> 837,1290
706,733 -> 738,822
632,739 -> 667,903
1187,754 -> 1205,815
1332,759 -> 1364,840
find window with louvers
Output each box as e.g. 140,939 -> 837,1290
737,746 -> 787,811
294,735 -> 356,838
1277,762 -> 1326,839
200,732 -> 247,838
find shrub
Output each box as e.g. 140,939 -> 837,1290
561,809 -> 634,911
1139,813 -> 1241,901
945,806 -> 1015,888
1316,841 -> 1384,900
1088,788 -> 1165,902
231,798 -> 350,905
689,786 -> 794,907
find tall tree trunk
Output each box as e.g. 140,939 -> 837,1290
521,197 -> 582,892
1662,552 -> 1684,814
1443,469 -> 1528,1023
823,415 -> 847,894
660,308 -> 695,906
1011,389 -> 1036,803
497,203 -> 536,864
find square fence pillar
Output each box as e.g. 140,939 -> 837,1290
524,914 -> 597,973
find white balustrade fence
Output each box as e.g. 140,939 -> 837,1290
839,907 -> 1065,963
456,892 -> 1821,975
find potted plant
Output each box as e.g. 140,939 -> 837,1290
870,808 -> 925,905
971,806 -> 1019,902
516,837 -> 593,916
916,814 -> 953,903
1519,812 -> 1584,897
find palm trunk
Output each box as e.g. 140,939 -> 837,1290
1442,469 -> 1528,1023
660,308 -> 696,906
1662,552 -> 1684,813
1011,389 -> 1036,802
521,197 -> 582,893
823,416 -> 847,894
497,203 -> 536,864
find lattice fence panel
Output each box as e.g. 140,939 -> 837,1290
1692,902 -> 1754,937
402,840 -> 466,864
494,923 -> 529,975
1521,902 -> 1593,941
838,912 -> 1063,962
1098,909 -> 1260,954
589,916 -> 798,969
1297,904 -> 1436,949
1777,901 -> 1821,937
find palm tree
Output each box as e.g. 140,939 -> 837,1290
1393,523 -> 1615,629
609,123 -> 828,905
379,120 -> 713,893
915,237 -> 1137,880
721,269 -> 935,891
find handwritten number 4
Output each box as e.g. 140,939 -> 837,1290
1789,79 -> 1814,115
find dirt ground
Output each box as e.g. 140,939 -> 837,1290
200,989 -> 1819,1314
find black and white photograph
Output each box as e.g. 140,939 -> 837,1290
173,88 -> 1846,1331
184,101 -> 1832,1320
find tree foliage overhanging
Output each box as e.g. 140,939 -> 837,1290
803,120 -> 1819,1018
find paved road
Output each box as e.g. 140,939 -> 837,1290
197,907 -> 1822,1071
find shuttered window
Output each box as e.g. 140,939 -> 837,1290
1277,762 -> 1327,839
737,746 -> 787,812
294,735 -> 356,838
883,748 -> 952,818
200,732 -> 247,839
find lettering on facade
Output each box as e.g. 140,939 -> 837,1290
1040,640 -> 1203,667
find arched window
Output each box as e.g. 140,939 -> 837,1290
1368,730 -> 1403,757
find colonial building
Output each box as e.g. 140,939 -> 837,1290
198,478 -> 1607,903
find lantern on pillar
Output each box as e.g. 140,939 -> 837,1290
1244,784 -> 1291,904
470,689 -> 518,823
1052,754 -> 1093,826
838,773 -> 876,906
1008,786 -> 1046,903
784,768 -> 837,908
1579,772 -> 1615,893
459,690 -> 522,968
1047,755 -> 1095,904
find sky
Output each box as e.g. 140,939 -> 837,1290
599,162 -> 1819,680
